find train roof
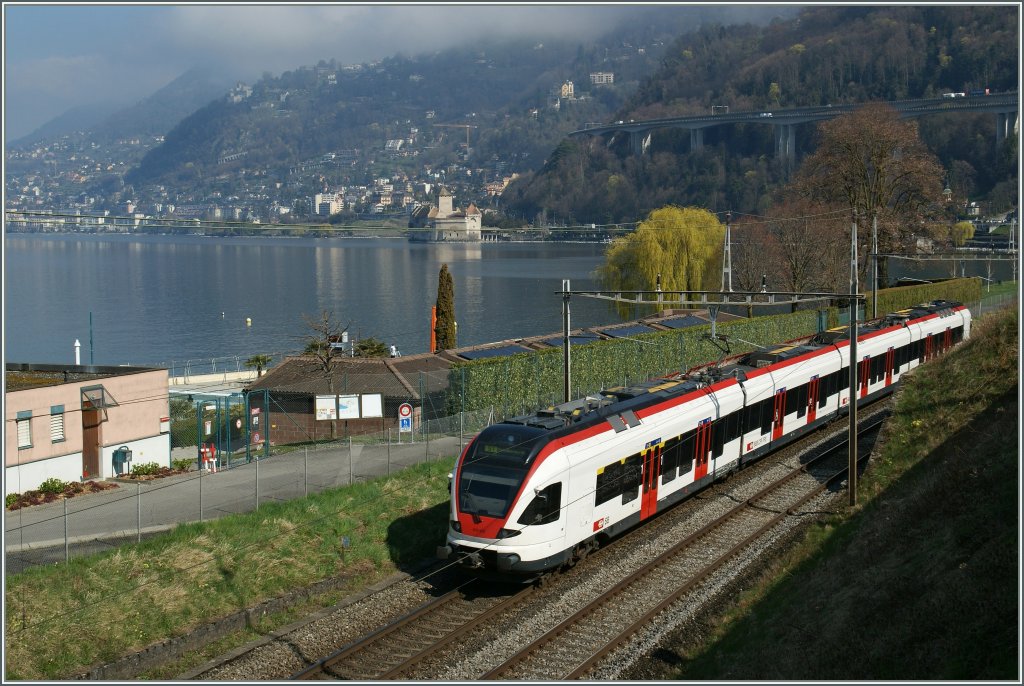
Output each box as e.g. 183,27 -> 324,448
495,300 -> 964,436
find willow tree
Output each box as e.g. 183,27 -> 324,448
597,206 -> 724,316
792,103 -> 944,286
434,264 -> 456,351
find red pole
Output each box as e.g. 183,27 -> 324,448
430,306 -> 437,353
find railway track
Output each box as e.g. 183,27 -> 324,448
291,579 -> 533,680
202,403 -> 885,681
480,414 -> 885,681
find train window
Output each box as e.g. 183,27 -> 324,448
725,411 -> 741,442
678,430 -> 695,475
712,420 -> 725,458
621,454 -> 642,503
760,398 -> 773,434
791,384 -> 808,419
743,402 -> 760,435
596,461 -> 624,506
661,437 -> 680,484
517,483 -> 562,525
876,356 -> 886,382
459,425 -> 546,518
818,372 -> 833,409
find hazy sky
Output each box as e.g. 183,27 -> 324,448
3,3 -> 658,142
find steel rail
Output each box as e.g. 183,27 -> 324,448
481,413 -> 886,680
290,578 -> 533,680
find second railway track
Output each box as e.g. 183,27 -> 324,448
187,402 -> 888,681
480,413 -> 886,681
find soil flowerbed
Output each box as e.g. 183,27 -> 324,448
6,481 -> 120,511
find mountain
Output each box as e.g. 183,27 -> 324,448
502,5 -> 1020,224
8,67 -> 233,149
90,67 -> 235,141
123,6 -> 795,193
10,102 -> 129,147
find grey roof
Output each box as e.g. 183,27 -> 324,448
245,353 -> 451,399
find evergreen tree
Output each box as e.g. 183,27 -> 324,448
435,264 -> 456,351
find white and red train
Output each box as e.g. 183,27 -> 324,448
438,300 -> 971,578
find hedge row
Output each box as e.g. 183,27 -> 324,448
442,278 -> 981,418
446,309 -> 821,416
867,277 -> 981,317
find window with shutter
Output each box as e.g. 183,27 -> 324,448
17,416 -> 32,449
50,410 -> 65,443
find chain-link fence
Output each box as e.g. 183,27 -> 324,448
4,404 -> 499,574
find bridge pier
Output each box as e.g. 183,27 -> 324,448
775,124 -> 795,160
630,130 -> 652,155
996,111 -> 1017,145
690,128 -> 704,152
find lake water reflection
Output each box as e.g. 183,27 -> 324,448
4,234 -> 630,367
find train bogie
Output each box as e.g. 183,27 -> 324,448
438,301 -> 971,579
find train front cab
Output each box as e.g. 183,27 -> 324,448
438,423 -> 573,577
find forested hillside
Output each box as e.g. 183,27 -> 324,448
123,6 -> 791,194
502,5 -> 1019,225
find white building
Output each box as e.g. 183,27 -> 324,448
409,187 -> 482,242
5,364 -> 171,495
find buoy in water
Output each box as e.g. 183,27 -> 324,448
246,317 -> 252,327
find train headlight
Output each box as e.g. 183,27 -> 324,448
497,528 -> 521,539
451,520 -> 461,533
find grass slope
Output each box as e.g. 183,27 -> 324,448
4,461 -> 452,680
673,305 -> 1019,680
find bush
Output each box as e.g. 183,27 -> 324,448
172,458 -> 193,472
130,462 -> 162,476
37,478 -> 68,495
6,493 -> 19,508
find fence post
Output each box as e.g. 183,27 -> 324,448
64,498 -> 69,563
255,446 -> 259,511
349,435 -> 354,484
137,482 -> 142,543
387,429 -> 391,476
304,447 -> 308,498
200,462 -> 204,521
459,410 -> 464,456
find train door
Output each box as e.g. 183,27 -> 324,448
944,327 -> 952,352
807,376 -> 819,424
694,419 -> 712,480
885,347 -> 895,387
925,336 -> 933,362
771,388 -> 786,441
859,356 -> 870,398
640,442 -> 661,520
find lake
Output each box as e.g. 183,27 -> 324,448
3,234 -> 628,369
5,233 -> 1012,372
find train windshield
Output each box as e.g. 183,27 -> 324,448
458,425 -> 545,519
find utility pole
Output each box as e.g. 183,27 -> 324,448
849,210 -> 859,507
722,211 -> 733,293
562,280 -> 571,403
871,213 -> 878,319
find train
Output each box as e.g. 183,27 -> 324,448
437,300 -> 972,579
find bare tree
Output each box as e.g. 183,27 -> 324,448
301,310 -> 350,439
766,198 -> 849,296
792,103 -> 945,286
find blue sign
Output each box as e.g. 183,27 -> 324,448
399,416 -> 412,432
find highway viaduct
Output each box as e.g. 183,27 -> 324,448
569,92 -> 1019,160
